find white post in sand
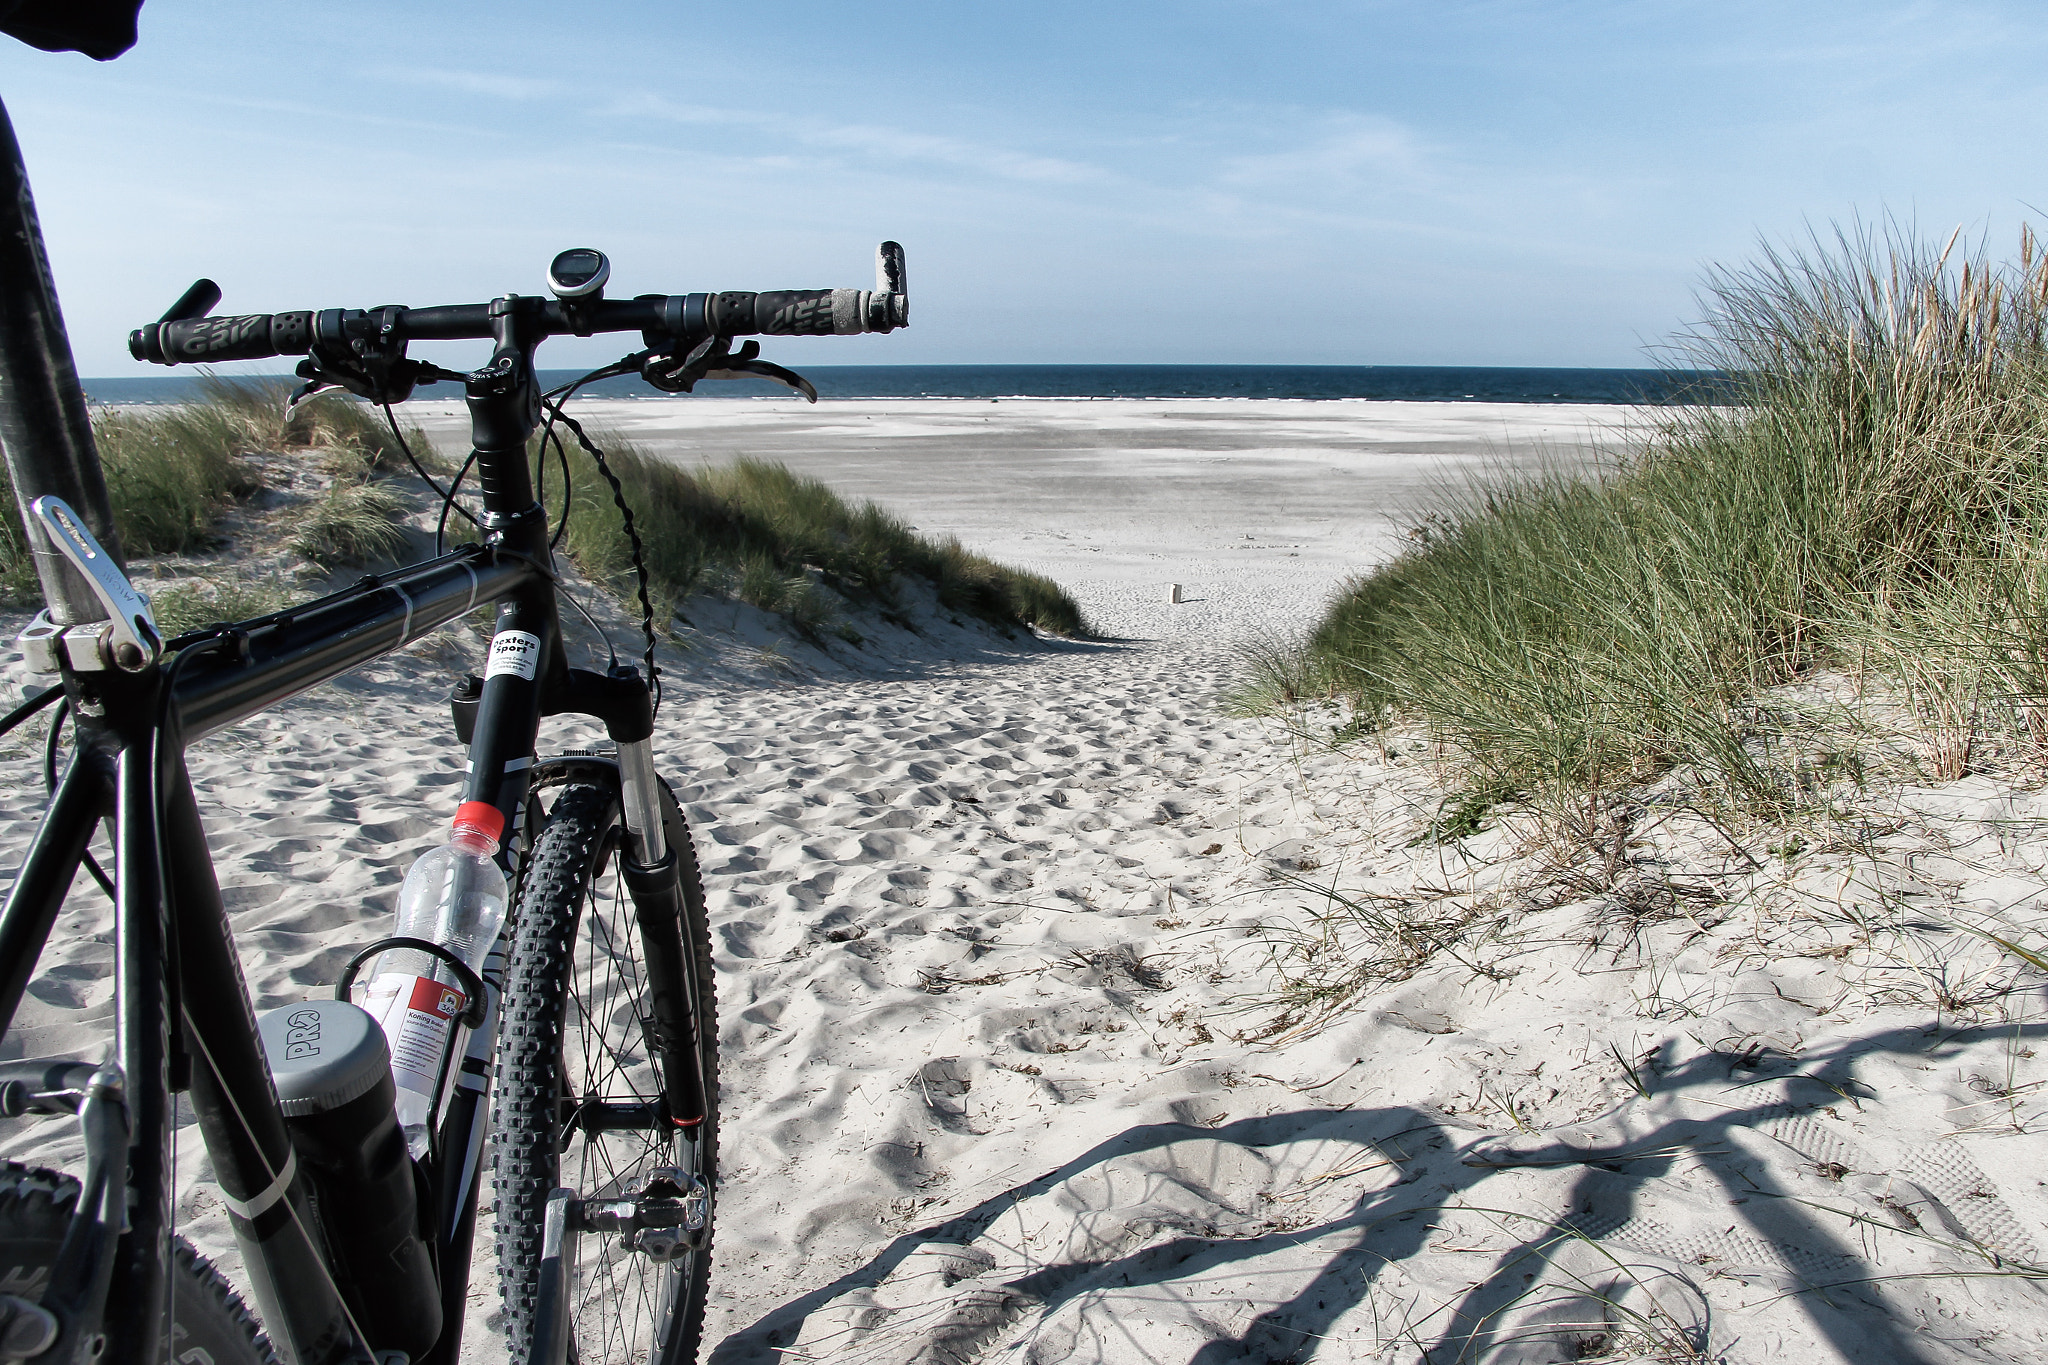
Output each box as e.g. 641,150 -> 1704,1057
1167,583 -> 1183,605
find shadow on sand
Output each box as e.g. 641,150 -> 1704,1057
712,1017 -> 2047,1364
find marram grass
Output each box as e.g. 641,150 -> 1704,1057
0,378 -> 1088,644
0,375 -> 425,598
543,436 -> 1090,639
1250,221 -> 2048,809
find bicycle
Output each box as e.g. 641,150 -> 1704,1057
0,92 -> 909,1363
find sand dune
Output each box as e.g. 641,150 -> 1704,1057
5,399 -> 2043,1363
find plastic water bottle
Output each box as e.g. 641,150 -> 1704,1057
361,801 -> 508,1158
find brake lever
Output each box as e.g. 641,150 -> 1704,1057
639,334 -> 725,393
288,354 -> 456,410
640,337 -> 817,401
703,356 -> 817,402
286,367 -> 343,408
290,306 -> 443,407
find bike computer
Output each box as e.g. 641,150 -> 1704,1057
546,248 -> 610,299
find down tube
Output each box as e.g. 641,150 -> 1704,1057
163,757 -> 366,1365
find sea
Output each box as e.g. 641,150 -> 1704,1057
80,364 -> 1729,407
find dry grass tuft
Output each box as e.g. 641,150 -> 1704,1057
148,574 -> 296,637
290,481 -> 409,568
0,374 -> 432,601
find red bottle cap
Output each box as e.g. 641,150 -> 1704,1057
453,801 -> 506,845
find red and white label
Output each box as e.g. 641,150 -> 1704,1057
364,973 -> 469,1097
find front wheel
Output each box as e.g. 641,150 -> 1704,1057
492,772 -> 718,1364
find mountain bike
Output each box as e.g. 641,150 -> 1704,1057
0,98 -> 909,1364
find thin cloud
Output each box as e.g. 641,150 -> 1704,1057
371,66 -> 563,101
599,92 -> 1107,185
1217,112 -> 1433,189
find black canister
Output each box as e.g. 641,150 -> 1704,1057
257,998 -> 442,1358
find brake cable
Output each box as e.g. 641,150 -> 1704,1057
539,396 -> 663,719
380,401 -> 482,552
538,424 -> 571,552
433,450 -> 480,556
0,681 -> 59,740
537,355 -> 645,554
367,352 -> 666,718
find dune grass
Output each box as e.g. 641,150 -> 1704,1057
544,432 -> 1089,638
0,375 -> 425,601
150,574 -> 297,637
292,482 -> 409,568
0,377 -> 1087,643
1252,221 -> 2048,811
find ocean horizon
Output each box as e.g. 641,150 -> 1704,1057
80,363 -> 1729,407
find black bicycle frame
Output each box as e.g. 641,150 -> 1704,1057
0,301 -> 679,1364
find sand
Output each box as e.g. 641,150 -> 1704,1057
5,397 -> 2047,1364
407,397 -> 1638,642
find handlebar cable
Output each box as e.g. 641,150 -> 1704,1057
541,353 -> 644,403
376,397 -> 488,559
0,682 -> 60,742
434,449 -> 480,557
39,695 -> 61,795
537,423 -> 571,552
542,399 -> 662,719
484,545 -> 620,675
381,401 -> 482,537
536,354 -> 647,551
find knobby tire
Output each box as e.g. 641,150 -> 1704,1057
492,778 -> 717,1364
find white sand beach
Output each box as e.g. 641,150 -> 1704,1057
5,398 -> 2046,1363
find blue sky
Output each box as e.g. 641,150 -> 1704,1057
6,0 -> 2047,374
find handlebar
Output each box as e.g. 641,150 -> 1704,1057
130,287 -> 909,366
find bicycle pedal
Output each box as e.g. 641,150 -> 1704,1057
622,1226 -> 686,1263
569,1165 -> 709,1261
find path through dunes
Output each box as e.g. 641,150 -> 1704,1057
8,618 -> 2043,1365
678,631 -> 2048,1365
665,636 -> 1359,1358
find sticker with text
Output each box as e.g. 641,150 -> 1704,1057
485,630 -> 541,681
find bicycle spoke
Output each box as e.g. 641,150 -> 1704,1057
497,780 -> 713,1363
559,810 -> 696,1355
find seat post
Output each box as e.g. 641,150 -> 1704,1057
0,95 -> 122,626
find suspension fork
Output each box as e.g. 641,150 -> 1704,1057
529,675 -> 696,1123
598,684 -> 706,1133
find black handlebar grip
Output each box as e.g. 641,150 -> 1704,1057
129,310 -> 315,365
706,289 -> 907,337
159,278 -> 222,324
